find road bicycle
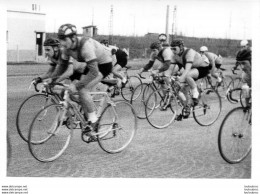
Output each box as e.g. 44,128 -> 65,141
130,71 -> 166,119
107,66 -> 142,101
145,75 -> 222,129
16,81 -> 62,142
218,88 -> 251,164
27,82 -> 138,162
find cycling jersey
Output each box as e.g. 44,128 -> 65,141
203,52 -> 222,67
172,48 -> 209,68
61,37 -> 113,65
150,47 -> 172,63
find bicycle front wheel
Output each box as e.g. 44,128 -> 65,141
121,76 -> 142,101
28,104 -> 73,162
218,107 -> 251,164
16,93 -> 58,142
130,83 -> 155,119
145,89 -> 179,129
193,88 -> 222,126
97,100 -> 137,153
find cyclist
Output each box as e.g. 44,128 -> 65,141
138,41 -> 175,77
170,39 -> 211,108
233,39 -> 251,71
32,38 -> 69,84
53,23 -> 113,131
158,33 -> 169,47
199,46 -> 223,86
235,48 -> 251,108
100,40 -> 128,87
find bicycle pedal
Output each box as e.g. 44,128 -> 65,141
175,114 -> 183,121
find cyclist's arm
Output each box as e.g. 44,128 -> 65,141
39,65 -> 56,80
75,60 -> 102,90
50,59 -> 70,80
157,60 -> 171,73
55,64 -> 74,82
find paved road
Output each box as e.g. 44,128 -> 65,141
6,75 -> 251,178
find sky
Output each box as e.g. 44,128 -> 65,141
4,0 -> 259,40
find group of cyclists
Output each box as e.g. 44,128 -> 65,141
34,23 -> 252,133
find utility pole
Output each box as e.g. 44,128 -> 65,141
109,5 -> 113,45
165,5 -> 169,43
172,5 -> 177,41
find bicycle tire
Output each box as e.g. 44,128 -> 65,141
130,83 -> 155,119
216,75 -> 233,98
193,88 -> 222,126
145,89 -> 178,129
226,77 -> 242,104
218,107 -> 251,164
121,76 -> 142,101
16,93 -> 58,142
97,100 -> 137,153
28,103 -> 73,162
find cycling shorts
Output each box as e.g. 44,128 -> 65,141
197,66 -> 211,80
115,50 -> 128,68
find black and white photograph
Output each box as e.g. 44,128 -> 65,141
1,0 -> 260,193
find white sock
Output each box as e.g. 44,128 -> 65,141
88,111 -> 98,123
122,77 -> 127,83
192,87 -> 199,98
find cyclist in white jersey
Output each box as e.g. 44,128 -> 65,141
53,24 -> 113,131
199,46 -> 223,85
100,40 -> 128,87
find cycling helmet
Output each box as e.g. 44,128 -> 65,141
236,49 -> 251,62
150,41 -> 161,50
57,24 -> 77,39
240,40 -> 249,47
158,33 -> 167,41
170,39 -> 184,47
43,38 -> 60,46
200,46 -> 208,52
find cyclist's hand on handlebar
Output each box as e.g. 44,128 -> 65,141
32,77 -> 42,84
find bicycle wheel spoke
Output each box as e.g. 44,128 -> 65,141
16,94 -> 57,142
145,89 -> 178,129
218,107 -> 251,164
97,101 -> 137,153
121,76 -> 142,101
193,89 -> 221,126
28,104 -> 73,162
130,83 -> 155,119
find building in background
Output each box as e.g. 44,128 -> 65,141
7,4 -> 46,62
82,25 -> 98,38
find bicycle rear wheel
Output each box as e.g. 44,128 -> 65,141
145,89 -> 179,129
218,107 -> 251,164
130,83 -> 155,119
121,76 -> 142,101
16,93 -> 58,142
216,75 -> 233,98
28,103 -> 73,162
193,88 -> 221,126
97,100 -> 137,153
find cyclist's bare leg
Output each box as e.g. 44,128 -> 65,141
185,69 -> 199,99
112,64 -> 126,84
78,72 -> 103,123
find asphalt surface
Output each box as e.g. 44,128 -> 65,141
6,74 -> 251,178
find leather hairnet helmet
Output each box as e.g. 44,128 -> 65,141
57,24 -> 77,39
